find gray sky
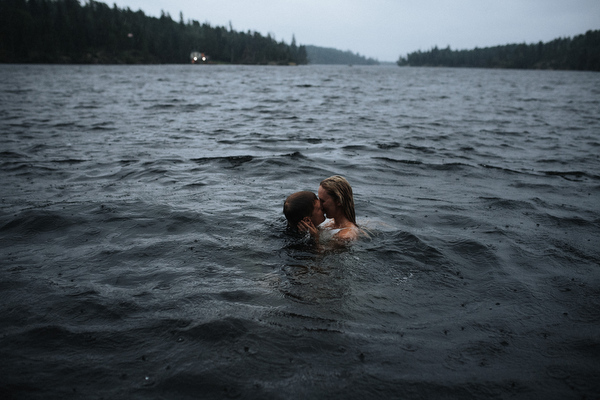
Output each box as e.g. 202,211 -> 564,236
108,0 -> 599,61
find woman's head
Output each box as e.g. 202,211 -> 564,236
318,175 -> 356,224
283,191 -> 325,228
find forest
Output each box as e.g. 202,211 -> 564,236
305,45 -> 378,65
0,0 -> 308,64
397,30 -> 600,71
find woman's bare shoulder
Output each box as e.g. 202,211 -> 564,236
334,225 -> 360,241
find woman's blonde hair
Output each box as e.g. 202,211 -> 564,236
320,175 -> 356,224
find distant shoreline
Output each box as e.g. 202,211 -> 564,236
396,30 -> 600,72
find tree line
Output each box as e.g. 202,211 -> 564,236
397,30 -> 600,71
0,0 -> 308,64
304,45 -> 378,65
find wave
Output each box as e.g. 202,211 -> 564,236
372,157 -> 422,165
0,210 -> 83,236
191,155 -> 254,168
542,170 -> 600,181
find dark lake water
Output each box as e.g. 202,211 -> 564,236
1,64 -> 599,399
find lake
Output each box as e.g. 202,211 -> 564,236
1,64 -> 599,399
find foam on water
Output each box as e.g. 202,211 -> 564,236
1,64 -> 599,399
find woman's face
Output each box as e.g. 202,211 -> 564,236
311,198 -> 325,226
318,185 -> 337,219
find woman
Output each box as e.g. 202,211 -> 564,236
315,175 -> 360,241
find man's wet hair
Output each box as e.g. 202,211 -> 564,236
283,191 -> 317,228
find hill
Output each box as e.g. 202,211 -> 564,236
397,30 -> 600,71
305,45 -> 378,65
0,0 -> 307,65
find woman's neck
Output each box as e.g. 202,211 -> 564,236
331,214 -> 354,229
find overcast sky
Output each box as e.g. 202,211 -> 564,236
107,0 -> 599,61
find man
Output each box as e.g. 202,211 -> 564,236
283,191 -> 325,237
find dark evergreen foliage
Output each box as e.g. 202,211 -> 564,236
397,30 -> 600,71
305,45 -> 378,65
0,0 -> 308,64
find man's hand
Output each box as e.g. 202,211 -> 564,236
298,217 -> 319,238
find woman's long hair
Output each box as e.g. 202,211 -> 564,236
320,175 -> 356,224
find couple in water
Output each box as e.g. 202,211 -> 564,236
283,175 -> 360,242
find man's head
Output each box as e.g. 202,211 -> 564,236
283,191 -> 325,228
